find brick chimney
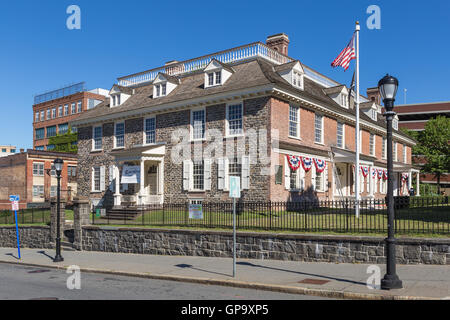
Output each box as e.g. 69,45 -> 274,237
366,87 -> 381,105
266,33 -> 290,56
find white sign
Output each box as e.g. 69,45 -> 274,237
229,176 -> 241,199
121,166 -> 141,184
11,201 -> 19,211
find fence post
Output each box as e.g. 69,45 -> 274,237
345,198 -> 349,232
73,197 -> 90,251
269,201 -> 272,230
185,202 -> 188,226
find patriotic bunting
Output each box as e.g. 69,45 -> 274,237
301,157 -> 313,172
383,170 -> 388,181
360,166 -> 369,178
314,159 -> 327,173
377,169 -> 383,180
287,155 -> 301,172
372,168 -> 377,179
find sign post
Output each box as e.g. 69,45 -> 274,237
9,195 -> 21,259
229,176 -> 241,278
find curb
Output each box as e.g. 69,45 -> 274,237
0,259 -> 441,300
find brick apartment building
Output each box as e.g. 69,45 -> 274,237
396,101 -> 450,194
71,34 -> 418,210
0,150 -> 78,210
0,145 -> 18,158
33,82 -> 108,151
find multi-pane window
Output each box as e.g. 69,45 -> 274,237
71,103 -> 76,114
46,126 -> 57,137
215,71 -> 221,85
68,166 -> 77,177
115,122 -> 125,148
227,104 -> 243,136
35,112 -> 39,122
46,109 -> 51,120
290,168 -> 298,190
58,106 -> 63,117
64,104 -> 68,116
35,128 -> 45,140
292,71 -> 303,88
116,95 -> 121,105
58,123 -> 68,135
192,109 -> 205,140
228,157 -> 242,180
314,113 -> 323,143
47,145 -> 55,151
370,134 -> 375,156
40,110 -> 44,121
145,118 -> 156,144
50,186 -> 57,197
93,167 -> 101,191
33,163 -> 44,176
36,146 -> 45,151
382,137 -> 387,159
289,105 -> 299,138
341,94 -> 348,107
315,171 -> 323,191
393,119 -> 398,130
208,73 -> 214,86
77,101 -> 82,113
32,186 -> 44,198
193,161 -> 204,191
161,83 -> 167,96
52,108 -> 56,118
72,126 -> 78,133
155,85 -> 161,97
337,122 -> 344,148
93,126 -> 102,150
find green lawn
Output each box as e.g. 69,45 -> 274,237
0,209 -> 74,226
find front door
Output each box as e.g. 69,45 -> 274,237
147,164 -> 158,195
334,163 -> 348,196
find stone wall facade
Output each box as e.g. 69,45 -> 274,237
0,226 -> 52,249
81,226 -> 450,265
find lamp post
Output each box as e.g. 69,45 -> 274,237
53,158 -> 64,263
378,74 -> 402,290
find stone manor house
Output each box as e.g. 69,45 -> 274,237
71,34 -> 418,209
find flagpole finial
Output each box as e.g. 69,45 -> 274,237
356,21 -> 360,31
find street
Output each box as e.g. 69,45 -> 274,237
0,263 -> 332,300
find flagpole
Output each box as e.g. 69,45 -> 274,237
355,21 -> 360,218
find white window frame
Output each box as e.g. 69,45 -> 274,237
92,126 -> 103,151
58,105 -> 63,117
190,108 -> 206,141
51,108 -> 56,119
144,117 -> 156,145
64,105 -> 68,116
77,100 -> 82,113
71,103 -> 76,114
393,142 -> 398,162
35,112 -> 39,122
40,110 -> 44,121
288,105 -> 300,139
226,102 -> 244,137
292,71 -> 303,89
205,70 -> 222,88
382,137 -> 387,159
341,94 -> 348,108
33,162 -> 44,176
114,122 -> 125,149
314,113 -> 324,144
192,160 -> 205,191
337,122 -> 345,149
32,185 -> 44,198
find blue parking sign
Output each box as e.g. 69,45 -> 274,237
9,195 -> 19,202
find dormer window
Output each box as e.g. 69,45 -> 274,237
292,71 -> 303,89
154,83 -> 167,98
340,94 -> 348,108
371,109 -> 377,121
111,94 -> 121,107
393,118 -> 399,130
204,59 -> 233,89
153,73 -> 178,98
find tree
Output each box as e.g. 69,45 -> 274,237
412,116 -> 450,194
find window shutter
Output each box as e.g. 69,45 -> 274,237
91,167 -> 95,192
242,155 -> 250,190
100,166 -> 106,192
284,157 -> 290,190
300,166 -> 305,191
324,164 -> 329,192
311,164 -> 316,191
204,159 -> 211,191
183,160 -> 191,191
218,158 -> 225,190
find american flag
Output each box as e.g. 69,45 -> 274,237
331,33 -> 356,71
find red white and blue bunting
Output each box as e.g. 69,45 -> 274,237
372,168 -> 377,179
360,166 -> 369,178
314,158 -> 327,173
377,169 -> 383,180
287,155 -> 302,171
301,157 -> 313,172
383,170 -> 388,181
401,173 -> 409,182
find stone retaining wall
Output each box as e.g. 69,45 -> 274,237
0,226 -> 52,249
82,226 -> 450,265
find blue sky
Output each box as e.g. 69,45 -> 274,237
0,0 -> 449,150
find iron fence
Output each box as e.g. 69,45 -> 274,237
91,197 -> 450,235
0,207 -> 52,225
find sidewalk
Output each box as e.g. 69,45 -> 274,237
0,247 -> 448,300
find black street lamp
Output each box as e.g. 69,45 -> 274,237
53,158 -> 64,263
378,74 -> 402,290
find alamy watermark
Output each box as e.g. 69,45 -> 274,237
366,265 -> 381,290
366,5 -> 381,30
66,5 -> 81,30
66,265 -> 81,290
